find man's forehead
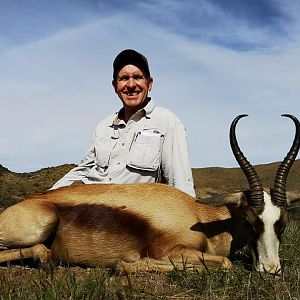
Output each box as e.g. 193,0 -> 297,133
117,65 -> 145,76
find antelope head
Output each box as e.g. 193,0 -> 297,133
230,114 -> 300,274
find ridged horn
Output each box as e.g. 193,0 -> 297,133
230,115 -> 264,210
272,114 -> 300,207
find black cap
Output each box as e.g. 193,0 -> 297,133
113,49 -> 151,79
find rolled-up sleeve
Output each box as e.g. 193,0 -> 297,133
161,119 -> 196,197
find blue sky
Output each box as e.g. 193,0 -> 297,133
1,0 -> 300,172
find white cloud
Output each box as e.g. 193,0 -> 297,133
0,2 -> 300,172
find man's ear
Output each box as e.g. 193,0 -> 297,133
148,77 -> 153,92
112,79 -> 117,93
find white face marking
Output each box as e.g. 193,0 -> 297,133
255,191 -> 281,273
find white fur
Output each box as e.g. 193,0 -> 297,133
256,191 -> 281,273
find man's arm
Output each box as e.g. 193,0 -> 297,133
49,143 -> 96,190
161,119 -> 196,197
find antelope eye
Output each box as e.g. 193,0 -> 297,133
276,224 -> 286,238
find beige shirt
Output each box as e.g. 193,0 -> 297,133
51,100 -> 195,197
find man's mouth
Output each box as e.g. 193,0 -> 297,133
125,91 -> 140,96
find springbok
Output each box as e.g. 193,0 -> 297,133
0,115 -> 299,274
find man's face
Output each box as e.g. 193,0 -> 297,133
112,64 -> 153,112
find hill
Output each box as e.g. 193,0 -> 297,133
0,163 -> 75,207
0,160 -> 299,207
193,159 -> 300,197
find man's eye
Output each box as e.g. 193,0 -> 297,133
118,76 -> 129,81
118,75 -> 144,81
135,75 -> 145,80
134,75 -> 144,80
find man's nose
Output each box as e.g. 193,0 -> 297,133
127,78 -> 136,88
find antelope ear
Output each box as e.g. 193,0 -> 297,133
286,191 -> 300,205
197,192 -> 248,207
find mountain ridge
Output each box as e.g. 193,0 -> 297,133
0,160 -> 299,205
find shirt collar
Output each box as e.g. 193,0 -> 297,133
113,108 -> 125,126
112,98 -> 156,126
143,98 -> 156,116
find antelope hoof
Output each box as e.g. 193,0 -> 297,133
32,244 -> 53,266
222,257 -> 232,269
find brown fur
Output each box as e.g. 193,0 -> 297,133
0,183 -> 254,273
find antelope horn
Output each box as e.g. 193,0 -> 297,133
230,115 -> 264,211
272,114 -> 300,207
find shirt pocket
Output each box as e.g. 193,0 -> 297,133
127,130 -> 164,171
94,137 -> 116,167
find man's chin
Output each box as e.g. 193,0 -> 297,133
123,99 -> 143,107
120,95 -> 149,109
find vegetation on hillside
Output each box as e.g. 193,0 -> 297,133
193,160 -> 300,197
0,164 -> 75,207
1,160 -> 300,207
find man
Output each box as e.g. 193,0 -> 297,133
51,49 -> 195,197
